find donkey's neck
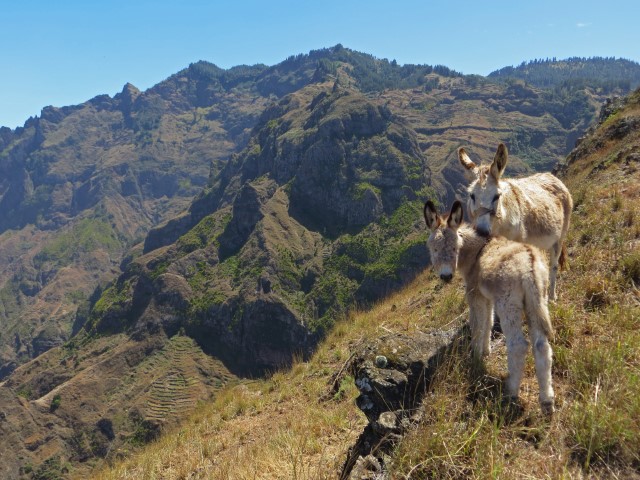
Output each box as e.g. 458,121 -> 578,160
457,224 -> 489,281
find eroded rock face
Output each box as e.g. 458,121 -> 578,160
341,328 -> 463,479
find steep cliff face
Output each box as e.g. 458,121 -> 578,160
220,85 -> 430,233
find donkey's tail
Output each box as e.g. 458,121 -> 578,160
558,242 -> 568,271
525,291 -> 554,339
525,267 -> 554,340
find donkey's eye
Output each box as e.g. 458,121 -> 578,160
470,194 -> 476,202
492,194 -> 501,203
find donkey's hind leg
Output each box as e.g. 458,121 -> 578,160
495,300 -> 528,400
530,322 -> 555,414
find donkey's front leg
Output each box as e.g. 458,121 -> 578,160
468,294 -> 493,359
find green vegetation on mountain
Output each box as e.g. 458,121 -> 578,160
293,44 -> 462,92
34,215 -> 123,269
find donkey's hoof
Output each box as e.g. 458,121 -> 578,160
541,400 -> 555,416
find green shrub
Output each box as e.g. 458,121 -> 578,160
31,456 -> 67,480
49,394 -> 62,412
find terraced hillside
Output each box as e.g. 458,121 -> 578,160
0,331 -> 235,479
143,335 -> 227,423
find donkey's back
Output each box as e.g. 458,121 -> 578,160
477,235 -> 550,317
498,172 -> 572,250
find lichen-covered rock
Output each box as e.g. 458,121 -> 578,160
348,454 -> 387,480
341,328 -> 463,479
351,330 -> 460,422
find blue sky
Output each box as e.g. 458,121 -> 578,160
2,0 -> 638,129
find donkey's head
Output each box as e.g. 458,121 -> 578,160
424,200 -> 463,282
458,143 -> 508,236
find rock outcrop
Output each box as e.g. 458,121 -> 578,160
341,328 -> 464,479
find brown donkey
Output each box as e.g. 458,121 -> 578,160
424,200 -> 555,414
458,143 -> 573,300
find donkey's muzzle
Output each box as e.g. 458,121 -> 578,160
475,224 -> 491,237
440,273 -> 453,282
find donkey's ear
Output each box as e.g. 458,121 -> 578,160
458,147 -> 477,172
423,201 -> 440,230
448,200 -> 463,229
490,143 -> 508,179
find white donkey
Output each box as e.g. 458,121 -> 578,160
424,200 -> 555,414
458,143 -> 573,300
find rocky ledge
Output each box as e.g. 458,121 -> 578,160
340,327 -> 464,479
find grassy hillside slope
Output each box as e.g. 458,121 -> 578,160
92,92 -> 640,479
